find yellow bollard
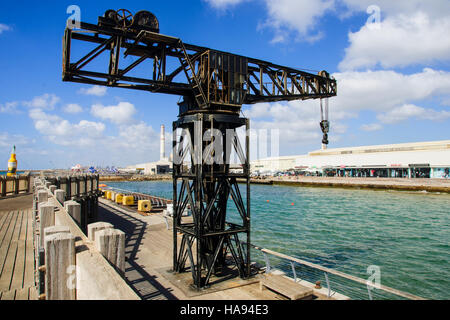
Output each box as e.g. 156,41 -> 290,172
105,191 -> 111,200
138,200 -> 152,212
115,194 -> 124,204
122,196 -> 134,206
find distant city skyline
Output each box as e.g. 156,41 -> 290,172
1,0 -> 450,169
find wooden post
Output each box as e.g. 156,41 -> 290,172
14,176 -> 19,194
37,190 -> 48,203
39,202 -> 55,248
64,201 -> 81,226
44,226 -> 71,238
0,177 -> 5,197
26,174 -> 31,193
95,228 -> 126,275
49,185 -> 57,194
87,222 -> 113,242
44,233 -> 76,300
55,189 -> 65,204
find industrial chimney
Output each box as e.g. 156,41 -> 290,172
160,125 -> 165,160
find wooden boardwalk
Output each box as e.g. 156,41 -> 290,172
98,199 -> 334,300
0,209 -> 37,300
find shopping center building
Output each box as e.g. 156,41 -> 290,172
250,140 -> 450,179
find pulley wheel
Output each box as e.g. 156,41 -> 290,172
116,9 -> 133,28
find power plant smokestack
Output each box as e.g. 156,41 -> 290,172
160,125 -> 165,160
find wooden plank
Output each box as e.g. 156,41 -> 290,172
10,208 -> 29,290
29,286 -> 38,300
0,211 -> 14,248
0,289 -> 16,300
260,274 -> 313,300
0,211 -> 19,275
0,211 -> 11,231
14,287 -> 29,300
0,210 -> 24,292
23,209 -> 35,289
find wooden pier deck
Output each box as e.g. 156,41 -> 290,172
97,198 -> 332,300
0,195 -> 37,300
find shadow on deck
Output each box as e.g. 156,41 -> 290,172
97,203 -> 177,300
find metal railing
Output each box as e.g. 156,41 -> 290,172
248,243 -> 425,300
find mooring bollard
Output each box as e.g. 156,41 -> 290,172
87,222 -> 114,242
95,228 -> 126,275
44,233 -> 77,300
64,200 -> 81,226
55,189 -> 65,204
37,190 -> 48,204
38,202 -> 55,248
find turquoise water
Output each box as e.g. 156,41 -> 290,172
106,181 -> 450,299
0,171 -> 25,175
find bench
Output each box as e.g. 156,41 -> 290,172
260,273 -> 314,300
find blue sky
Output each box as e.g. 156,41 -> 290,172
1,0 -> 449,169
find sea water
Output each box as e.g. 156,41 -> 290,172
105,180 -> 450,299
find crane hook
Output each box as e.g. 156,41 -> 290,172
320,98 -> 330,150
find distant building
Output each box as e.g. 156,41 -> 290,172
251,140 -> 450,179
123,124 -> 173,175
125,158 -> 172,175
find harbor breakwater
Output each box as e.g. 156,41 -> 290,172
100,174 -> 450,193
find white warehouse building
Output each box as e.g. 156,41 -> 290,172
250,140 -> 450,179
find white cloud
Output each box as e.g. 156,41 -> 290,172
339,12 -> 450,70
0,132 -> 30,148
260,0 -> 334,43
377,104 -> 450,124
0,23 -> 10,34
90,102 -> 136,125
332,68 -> 450,113
23,93 -> 60,110
63,103 -> 83,114
78,85 -> 107,97
360,123 -> 382,132
244,98 -> 352,148
0,101 -> 19,114
29,108 -> 105,147
204,0 -> 247,9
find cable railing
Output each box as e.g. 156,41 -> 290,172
247,243 -> 425,300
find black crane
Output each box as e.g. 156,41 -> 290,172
62,9 -> 337,289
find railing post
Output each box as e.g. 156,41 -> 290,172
37,190 -> 48,204
324,272 -> 331,298
65,200 -> 81,226
94,228 -> 126,276
44,233 -> 77,300
87,222 -> 113,242
49,185 -> 57,195
55,189 -> 65,205
38,202 -> 55,248
14,176 -> 19,194
0,176 -> 5,197
290,261 -> 297,283
263,252 -> 271,274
